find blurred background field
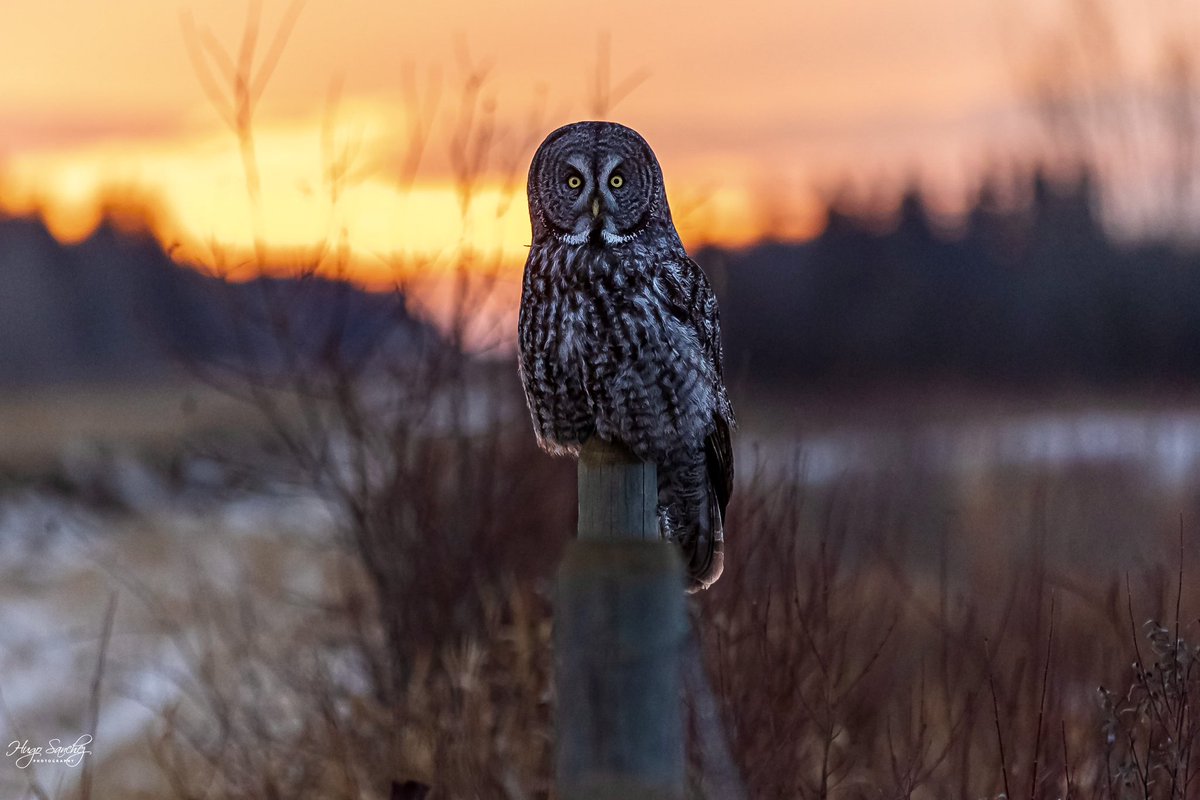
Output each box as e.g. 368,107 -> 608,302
4,0 -> 1200,797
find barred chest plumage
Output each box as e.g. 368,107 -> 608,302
518,239 -> 717,463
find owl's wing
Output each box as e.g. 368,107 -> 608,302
705,413 -> 734,523
663,255 -> 735,521
663,257 -> 731,407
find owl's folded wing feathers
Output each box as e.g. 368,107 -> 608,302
662,256 -> 735,520
705,415 -> 734,523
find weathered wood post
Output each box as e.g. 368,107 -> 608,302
555,437 -> 687,799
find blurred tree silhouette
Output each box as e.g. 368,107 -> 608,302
708,166 -> 1200,389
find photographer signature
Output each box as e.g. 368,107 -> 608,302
6,736 -> 93,769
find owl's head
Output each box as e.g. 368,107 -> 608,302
527,121 -> 672,247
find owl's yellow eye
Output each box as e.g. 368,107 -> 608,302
567,175 -> 582,189
609,174 -> 624,189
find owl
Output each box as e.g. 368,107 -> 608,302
517,121 -> 734,592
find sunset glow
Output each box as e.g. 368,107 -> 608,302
0,100 -> 817,285
0,0 -> 1066,285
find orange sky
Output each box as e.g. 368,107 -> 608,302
0,0 -> 1105,288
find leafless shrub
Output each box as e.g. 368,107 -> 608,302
152,5 -> 571,797
147,569 -> 554,799
134,405 -> 1200,799
1099,539 -> 1200,800
695,458 -> 1200,799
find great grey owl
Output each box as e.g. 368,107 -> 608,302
517,121 -> 734,592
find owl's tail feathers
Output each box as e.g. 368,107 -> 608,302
684,487 -> 725,593
684,417 -> 733,593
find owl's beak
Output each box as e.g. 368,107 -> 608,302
591,197 -> 600,218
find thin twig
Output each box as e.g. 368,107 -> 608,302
985,638 -> 1013,800
1029,592 -> 1055,800
1061,719 -> 1073,800
80,592 -> 118,800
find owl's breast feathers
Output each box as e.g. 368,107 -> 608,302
518,239 -> 734,499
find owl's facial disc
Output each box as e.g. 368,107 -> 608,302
530,121 -> 663,247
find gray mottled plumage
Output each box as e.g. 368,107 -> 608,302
517,121 -> 734,591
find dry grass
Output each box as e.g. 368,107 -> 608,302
119,404 -> 1198,800
5,373 -> 1191,800
699,462 -> 1200,798
149,572 -> 557,800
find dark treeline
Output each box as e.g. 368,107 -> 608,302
706,170 -> 1200,388
9,170 -> 1200,391
0,214 -> 432,387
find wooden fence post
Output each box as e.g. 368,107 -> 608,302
555,437 -> 687,800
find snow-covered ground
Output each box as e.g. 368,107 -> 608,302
0,462 -> 337,799
748,407 -> 1200,487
